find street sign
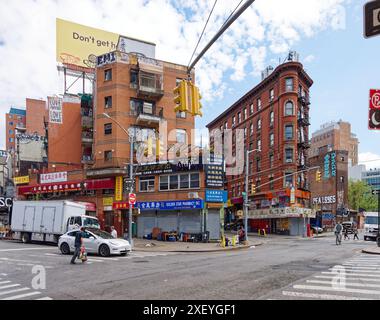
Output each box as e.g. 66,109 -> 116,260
372,189 -> 380,195
369,89 -> 380,130
364,0 -> 380,38
129,193 -> 136,205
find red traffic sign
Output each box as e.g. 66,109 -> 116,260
364,0 -> 380,38
129,193 -> 136,205
369,89 -> 380,130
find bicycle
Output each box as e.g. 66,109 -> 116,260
335,232 -> 342,245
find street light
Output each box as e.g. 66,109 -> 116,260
244,148 -> 261,243
103,113 -> 135,248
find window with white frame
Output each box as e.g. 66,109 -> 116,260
257,118 -> 262,130
104,69 -> 112,81
257,139 -> 261,151
139,176 -> 155,192
257,98 -> 262,110
285,124 -> 293,140
285,101 -> 294,116
176,129 -> 187,143
238,112 -> 241,123
269,89 -> 274,102
232,116 -> 236,126
244,108 -> 247,120
270,111 -> 274,125
269,133 -> 274,146
250,104 -> 254,114
269,154 -> 274,168
285,148 -> 293,163
159,173 -> 200,191
284,172 -> 293,187
250,123 -> 254,135
285,78 -> 294,92
160,176 -> 169,190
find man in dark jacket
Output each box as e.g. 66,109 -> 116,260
70,227 -> 85,264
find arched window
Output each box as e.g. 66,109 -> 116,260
285,101 -> 294,116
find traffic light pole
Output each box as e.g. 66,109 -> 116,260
187,0 -> 256,74
129,134 -> 134,248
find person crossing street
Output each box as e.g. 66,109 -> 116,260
70,227 -> 86,264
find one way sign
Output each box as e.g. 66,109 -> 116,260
372,189 -> 380,195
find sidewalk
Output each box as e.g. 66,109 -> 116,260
362,245 -> 380,255
132,237 -> 263,252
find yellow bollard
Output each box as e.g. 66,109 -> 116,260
220,236 -> 225,247
263,229 -> 266,237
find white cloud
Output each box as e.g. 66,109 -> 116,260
0,0 -> 350,149
359,152 -> 380,170
304,54 -> 316,63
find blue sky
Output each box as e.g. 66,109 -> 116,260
196,0 -> 380,168
0,0 -> 379,167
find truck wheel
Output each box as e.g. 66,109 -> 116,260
99,244 -> 110,257
60,243 -> 70,255
21,233 -> 30,244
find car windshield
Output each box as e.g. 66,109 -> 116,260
83,217 -> 100,229
365,216 -> 379,225
87,228 -> 114,239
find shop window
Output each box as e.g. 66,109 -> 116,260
140,176 -> 155,192
104,69 -> 112,81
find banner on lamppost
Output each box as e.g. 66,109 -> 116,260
115,176 -> 123,201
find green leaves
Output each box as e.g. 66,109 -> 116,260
348,180 -> 377,212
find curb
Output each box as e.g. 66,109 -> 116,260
362,248 -> 380,255
133,242 -> 264,253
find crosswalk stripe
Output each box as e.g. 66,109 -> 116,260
36,297 -> 53,300
0,287 -> 30,296
322,271 -> 380,278
315,275 -> 380,282
306,280 -> 380,288
282,290 -> 371,300
344,263 -> 380,267
87,259 -> 104,263
2,291 -> 41,300
328,268 -> 380,274
293,284 -> 380,295
0,281 -> 11,285
0,284 -> 21,290
341,266 -> 380,270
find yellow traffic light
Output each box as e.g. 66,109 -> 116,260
189,82 -> 202,117
173,80 -> 189,113
251,183 -> 256,195
316,170 -> 321,182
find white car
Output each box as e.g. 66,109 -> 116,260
58,228 -> 131,257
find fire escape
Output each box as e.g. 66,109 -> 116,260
297,93 -> 311,191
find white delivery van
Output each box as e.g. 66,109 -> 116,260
11,200 -> 100,243
364,212 -> 379,241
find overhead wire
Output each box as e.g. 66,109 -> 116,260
187,0 -> 218,71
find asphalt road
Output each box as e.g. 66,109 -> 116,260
0,234 -> 377,300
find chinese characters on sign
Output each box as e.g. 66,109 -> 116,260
136,200 -> 204,211
115,176 -> 123,201
48,97 -> 63,124
205,190 -> 228,203
40,171 -> 68,184
205,164 -> 224,188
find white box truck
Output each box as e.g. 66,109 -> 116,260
11,200 -> 100,243
364,212 -> 379,241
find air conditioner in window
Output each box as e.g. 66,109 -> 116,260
147,185 -> 155,192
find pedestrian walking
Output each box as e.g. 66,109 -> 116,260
353,228 -> 359,240
70,227 -> 85,264
111,226 -> 117,238
344,228 -> 350,240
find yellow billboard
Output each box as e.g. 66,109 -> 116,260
13,176 -> 30,185
56,18 -> 119,69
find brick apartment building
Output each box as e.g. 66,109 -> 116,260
16,43 -> 225,240
5,107 -> 26,153
310,120 -> 359,166
308,146 -> 349,230
207,57 -> 315,236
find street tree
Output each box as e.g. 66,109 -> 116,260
348,180 -> 377,212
